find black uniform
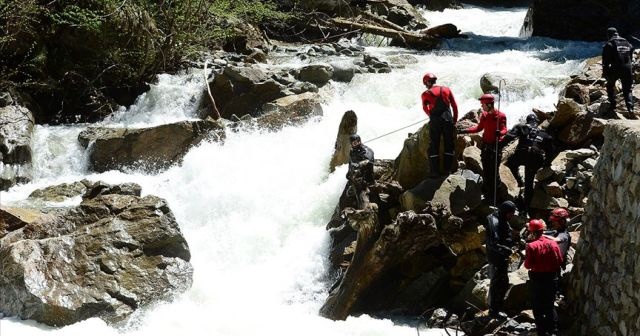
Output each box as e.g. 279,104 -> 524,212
485,210 -> 514,316
603,33 -> 635,114
500,121 -> 554,213
348,143 -> 374,184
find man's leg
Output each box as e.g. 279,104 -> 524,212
442,121 -> 456,174
524,154 -> 544,213
529,273 -> 547,335
621,67 -> 634,116
606,75 -> 618,115
428,120 -> 443,177
489,262 -> 509,316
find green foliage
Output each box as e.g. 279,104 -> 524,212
50,4 -> 103,32
0,0 -> 294,122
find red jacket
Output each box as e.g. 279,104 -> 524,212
421,86 -> 459,122
524,235 -> 563,273
465,110 -> 507,144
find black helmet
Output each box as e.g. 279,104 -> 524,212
498,200 -> 517,215
525,113 -> 538,125
607,27 -> 618,39
349,134 -> 361,142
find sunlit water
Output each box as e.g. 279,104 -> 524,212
0,4 -> 600,336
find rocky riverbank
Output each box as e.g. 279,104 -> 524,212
318,51 -> 640,335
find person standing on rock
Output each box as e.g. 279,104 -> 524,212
421,72 -> 459,177
499,114 -> 554,216
544,207 -> 571,268
484,200 -> 516,319
525,219 -> 563,336
458,93 -> 507,203
347,134 -> 374,208
602,27 -> 635,118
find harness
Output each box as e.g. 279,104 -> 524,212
427,87 -> 453,122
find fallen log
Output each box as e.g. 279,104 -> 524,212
332,18 -> 440,49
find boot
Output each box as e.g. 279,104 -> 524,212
443,153 -> 455,175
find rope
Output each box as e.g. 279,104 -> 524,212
364,119 -> 426,144
494,79 -> 507,207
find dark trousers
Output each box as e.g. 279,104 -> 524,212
506,148 -> 544,212
481,146 -> 501,204
606,66 -> 634,113
488,261 -> 509,315
428,119 -> 455,176
529,271 -> 558,335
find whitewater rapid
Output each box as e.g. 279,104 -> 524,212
1,4 -> 600,336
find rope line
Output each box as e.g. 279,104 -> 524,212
363,119 -> 426,144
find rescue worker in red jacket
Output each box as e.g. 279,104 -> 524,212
421,73 -> 459,177
525,219 -> 563,336
459,94 -> 507,203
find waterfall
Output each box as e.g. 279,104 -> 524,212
0,5 -> 600,336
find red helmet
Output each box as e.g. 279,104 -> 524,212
550,208 -> 570,221
479,93 -> 495,103
527,219 -> 546,232
423,73 -> 437,84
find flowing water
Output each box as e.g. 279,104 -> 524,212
0,5 -> 600,336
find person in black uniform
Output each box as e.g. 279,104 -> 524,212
346,134 -> 374,208
602,27 -> 635,118
499,114 -> 554,215
484,200 -> 516,318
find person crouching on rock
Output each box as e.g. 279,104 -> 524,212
525,219 -> 563,336
484,200 -> 516,319
421,72 -> 459,177
458,93 -> 507,204
346,134 -> 374,209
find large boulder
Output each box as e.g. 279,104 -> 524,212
78,119 -> 225,172
369,0 -> 429,29
548,98 -> 584,129
319,204 -> 455,320
480,73 -> 536,99
400,170 -> 483,216
528,0 -> 640,41
0,105 -> 35,190
297,64 -> 334,86
208,66 -> 287,119
0,181 -> 192,326
257,92 -> 323,130
558,113 -> 605,147
392,123 -> 431,189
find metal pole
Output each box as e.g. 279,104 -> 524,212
494,79 -> 507,207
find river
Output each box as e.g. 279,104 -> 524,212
0,4 -> 600,336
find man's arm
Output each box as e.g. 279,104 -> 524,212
448,89 -> 459,122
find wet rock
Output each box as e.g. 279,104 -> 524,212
208,66 -> 288,118
298,64 -> 334,86
0,182 -> 192,326
386,54 -> 419,65
329,110 -> 358,172
78,119 -> 225,173
0,206 -> 44,238
423,24 -> 461,38
28,181 -> 88,202
558,113 -> 604,147
462,145 -> 482,173
392,123 -> 431,189
257,92 -> 323,130
480,72 -> 534,97
400,170 -> 483,216
319,206 -> 447,320
564,83 -> 590,104
0,105 -> 35,190
329,61 -> 357,82
549,98 -> 584,129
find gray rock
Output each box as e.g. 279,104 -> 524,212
0,182 -> 192,326
28,181 -> 88,202
78,119 -> 225,173
298,64 -> 334,86
330,61 -> 357,82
